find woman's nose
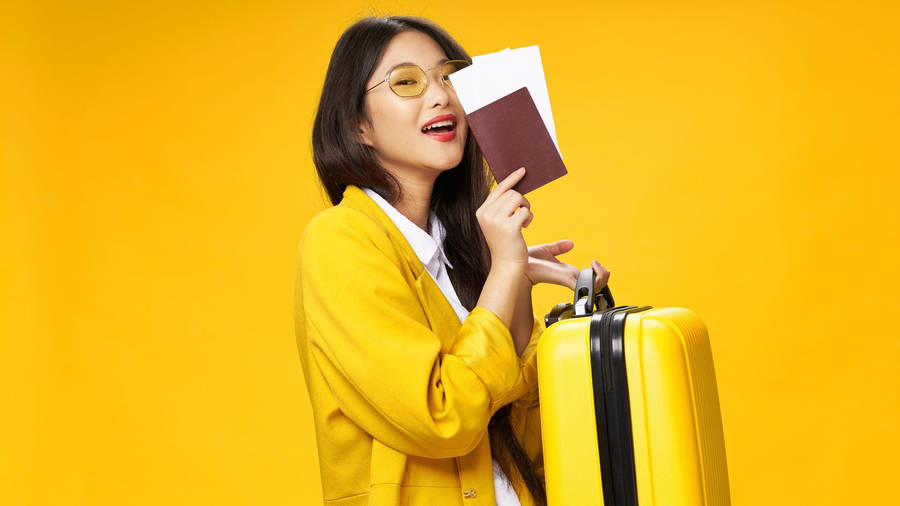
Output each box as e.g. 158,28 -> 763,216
424,72 -> 451,107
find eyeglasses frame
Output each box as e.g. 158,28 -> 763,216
365,59 -> 471,97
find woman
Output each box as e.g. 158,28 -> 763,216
295,16 -> 609,506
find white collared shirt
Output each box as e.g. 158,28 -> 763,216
362,187 -> 521,506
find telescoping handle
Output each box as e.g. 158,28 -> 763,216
573,267 -> 615,316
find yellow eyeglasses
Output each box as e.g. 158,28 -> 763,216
365,59 -> 471,97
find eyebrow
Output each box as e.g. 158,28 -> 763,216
391,58 -> 450,68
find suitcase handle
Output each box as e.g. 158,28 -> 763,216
573,267 -> 615,316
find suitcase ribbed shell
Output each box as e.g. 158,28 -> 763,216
537,306 -> 730,505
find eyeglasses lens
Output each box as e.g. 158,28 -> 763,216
388,61 -> 470,97
388,66 -> 426,97
440,61 -> 468,89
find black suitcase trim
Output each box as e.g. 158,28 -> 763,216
590,305 -> 650,506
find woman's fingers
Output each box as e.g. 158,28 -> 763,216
522,209 -> 534,228
592,259 -> 611,288
546,239 -> 574,256
524,247 -> 610,291
479,190 -> 531,230
512,206 -> 533,228
544,263 -> 578,289
525,256 -> 579,289
485,167 -> 526,205
496,191 -> 530,218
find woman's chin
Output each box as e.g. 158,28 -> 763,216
429,160 -> 462,174
429,152 -> 466,173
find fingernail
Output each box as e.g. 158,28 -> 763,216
517,167 -> 526,173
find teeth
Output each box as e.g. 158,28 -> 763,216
423,120 -> 454,131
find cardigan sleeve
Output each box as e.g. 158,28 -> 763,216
512,312 -> 544,409
297,207 -> 535,459
510,313 -> 545,481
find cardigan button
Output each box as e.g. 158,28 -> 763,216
463,488 -> 477,498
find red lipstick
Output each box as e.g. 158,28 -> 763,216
421,114 -> 457,142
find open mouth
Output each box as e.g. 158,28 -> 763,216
422,120 -> 457,135
421,117 -> 458,141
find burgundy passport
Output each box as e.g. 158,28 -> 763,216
465,86 -> 567,194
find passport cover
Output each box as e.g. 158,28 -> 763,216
465,86 -> 567,194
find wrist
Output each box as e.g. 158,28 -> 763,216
523,261 -> 537,286
490,260 -> 527,278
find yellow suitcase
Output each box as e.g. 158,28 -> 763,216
537,268 -> 730,505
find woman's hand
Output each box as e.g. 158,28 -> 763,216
476,167 -> 532,271
525,240 -> 611,292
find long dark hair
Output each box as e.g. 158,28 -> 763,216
311,16 -> 546,506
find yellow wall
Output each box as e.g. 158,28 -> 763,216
3,0 -> 898,504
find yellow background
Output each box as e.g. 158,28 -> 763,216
3,0 -> 898,504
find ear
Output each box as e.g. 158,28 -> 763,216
357,116 -> 375,147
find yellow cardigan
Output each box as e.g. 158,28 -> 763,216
295,184 -> 545,505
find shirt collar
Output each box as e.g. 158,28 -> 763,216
361,187 -> 454,273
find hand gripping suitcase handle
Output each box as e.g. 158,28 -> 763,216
573,267 -> 615,316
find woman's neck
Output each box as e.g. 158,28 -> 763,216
390,171 -> 436,232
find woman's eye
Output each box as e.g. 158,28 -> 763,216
395,79 -> 418,86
